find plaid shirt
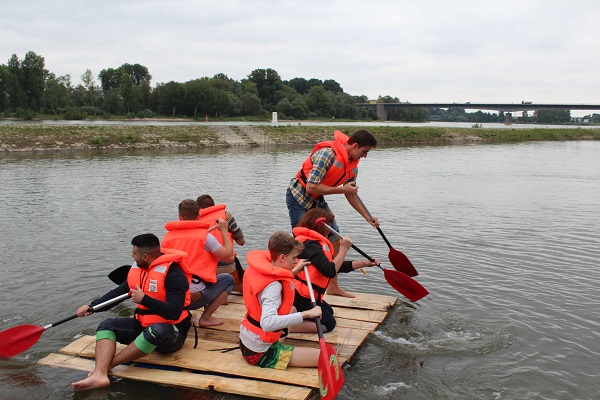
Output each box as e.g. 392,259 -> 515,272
289,147 -> 357,210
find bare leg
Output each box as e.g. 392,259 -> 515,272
72,339 -> 147,391
198,291 -> 228,327
288,320 -> 318,333
71,339 -> 115,391
288,346 -> 320,367
326,240 -> 355,298
109,341 -> 146,370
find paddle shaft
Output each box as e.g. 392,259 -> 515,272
303,266 -> 326,339
44,292 -> 131,330
320,221 -> 377,264
356,195 -> 394,248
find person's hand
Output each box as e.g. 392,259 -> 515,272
367,258 -> 381,267
368,216 -> 380,228
215,218 -> 228,232
131,284 -> 145,304
342,180 -> 358,195
76,304 -> 93,317
292,259 -> 311,275
340,235 -> 352,250
303,305 -> 322,319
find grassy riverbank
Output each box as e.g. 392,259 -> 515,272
1,123 -> 599,152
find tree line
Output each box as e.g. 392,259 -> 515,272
0,51 -> 575,124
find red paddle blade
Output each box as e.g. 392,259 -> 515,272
318,340 -> 344,400
383,268 -> 429,302
388,248 -> 419,277
0,324 -> 45,358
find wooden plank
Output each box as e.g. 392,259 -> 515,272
38,353 -> 312,400
43,290 -> 396,397
59,336 -> 320,388
322,292 -> 398,310
194,317 -> 372,347
208,309 -> 379,332
209,302 -> 388,324
227,292 -> 398,311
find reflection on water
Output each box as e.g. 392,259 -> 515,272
1,141 -> 599,399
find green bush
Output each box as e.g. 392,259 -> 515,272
136,109 -> 156,118
14,107 -> 36,120
79,106 -> 106,116
63,107 -> 87,120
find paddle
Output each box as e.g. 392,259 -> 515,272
108,264 -> 131,285
303,266 -> 344,399
108,225 -> 221,285
0,292 -> 131,358
316,218 -> 428,302
356,195 -> 419,277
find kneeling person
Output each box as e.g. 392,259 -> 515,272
239,231 -> 321,370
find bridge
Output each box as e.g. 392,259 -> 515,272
357,102 -> 600,123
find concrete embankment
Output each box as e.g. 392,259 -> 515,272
1,123 -> 599,152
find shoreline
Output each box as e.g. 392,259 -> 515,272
1,122 -> 599,153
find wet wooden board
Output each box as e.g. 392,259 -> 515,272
38,353 -> 312,400
38,291 -> 398,399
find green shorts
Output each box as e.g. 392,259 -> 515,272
240,340 -> 295,370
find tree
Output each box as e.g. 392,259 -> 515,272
305,85 -> 333,117
245,68 -> 284,111
185,79 -> 211,117
287,77 -> 311,95
0,65 -> 8,112
534,109 -> 571,124
240,92 -> 263,116
81,69 -> 97,106
98,68 -> 121,92
120,63 -> 151,85
323,79 -> 343,93
120,72 -> 133,113
20,51 -> 47,109
43,73 -> 72,114
156,81 -> 185,116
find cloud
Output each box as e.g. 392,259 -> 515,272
2,0 -> 600,109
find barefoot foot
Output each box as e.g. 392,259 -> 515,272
72,373 -> 110,391
198,316 -> 225,327
326,287 -> 355,298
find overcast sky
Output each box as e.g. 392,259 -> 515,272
2,0 -> 599,115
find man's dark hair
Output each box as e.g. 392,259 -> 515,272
196,194 -> 215,209
348,129 -> 377,148
178,199 -> 200,220
131,233 -> 160,250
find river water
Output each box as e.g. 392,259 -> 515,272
1,140 -> 599,400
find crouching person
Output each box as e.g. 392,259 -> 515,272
239,231 -> 322,369
72,233 -> 192,391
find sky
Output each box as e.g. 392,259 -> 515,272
2,0 -> 599,116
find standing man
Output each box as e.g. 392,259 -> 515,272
286,129 -> 379,298
72,233 -> 191,391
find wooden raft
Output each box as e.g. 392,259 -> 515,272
38,292 -> 397,399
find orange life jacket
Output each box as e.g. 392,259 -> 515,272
199,204 -> 236,268
162,220 -> 218,283
292,227 -> 334,302
127,248 -> 191,327
296,130 -> 360,198
241,250 -> 295,343
198,204 -> 234,246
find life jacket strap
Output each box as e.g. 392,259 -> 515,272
246,313 -> 288,338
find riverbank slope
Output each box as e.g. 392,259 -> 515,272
1,123 -> 599,152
